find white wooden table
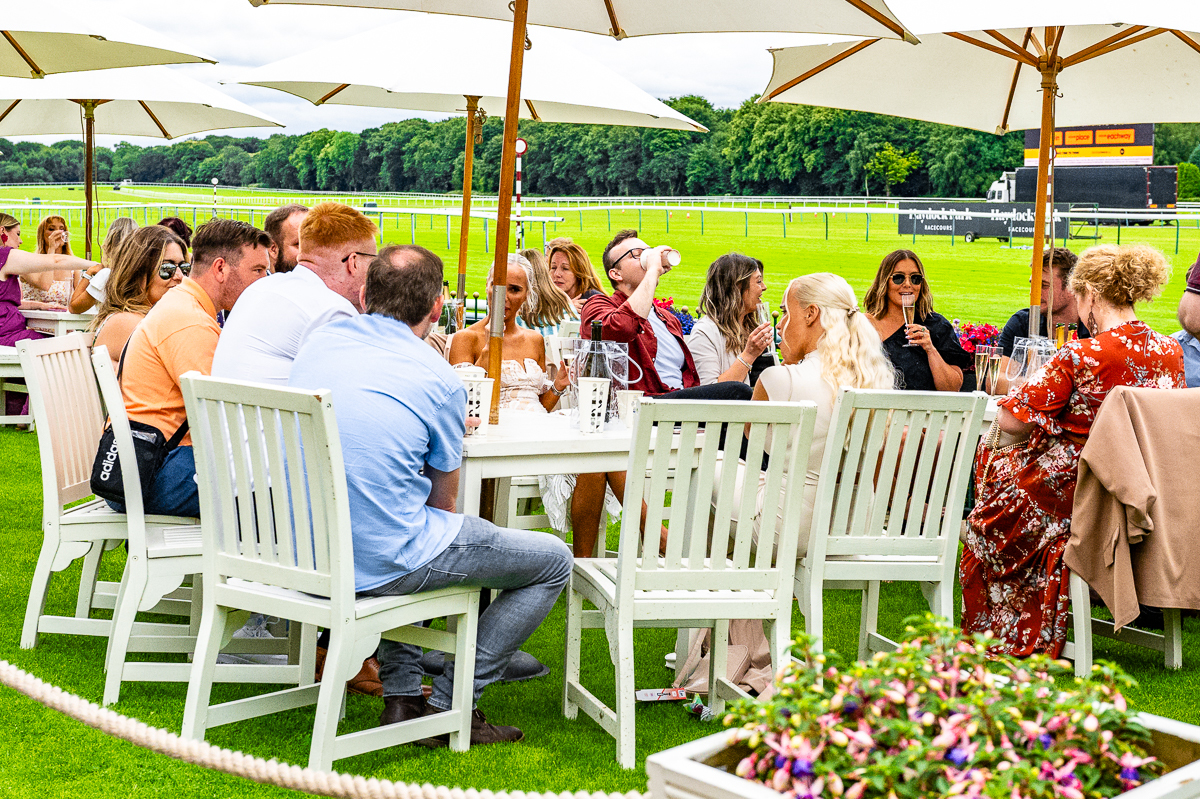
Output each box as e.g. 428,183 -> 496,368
19,310 -> 94,337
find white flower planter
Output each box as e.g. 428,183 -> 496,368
646,714 -> 1200,799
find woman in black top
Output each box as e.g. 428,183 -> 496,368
864,249 -> 971,391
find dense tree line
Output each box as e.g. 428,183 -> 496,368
4,98 -> 1199,198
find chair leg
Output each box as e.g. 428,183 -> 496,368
309,637 -> 353,772
805,581 -> 824,654
766,617 -> 791,678
858,581 -> 880,661
1069,572 -> 1092,680
1164,609 -> 1183,670
614,614 -> 636,770
181,602 -> 227,742
75,542 -> 105,619
562,582 -> 582,720
449,595 -> 479,752
708,619 -> 729,718
103,564 -> 147,706
21,538 -> 60,649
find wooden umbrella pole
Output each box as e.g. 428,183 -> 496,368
83,101 -> 96,261
456,95 -> 480,323
486,0 -> 529,423
1028,61 -> 1059,338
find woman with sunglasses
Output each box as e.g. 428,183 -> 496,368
864,249 -> 971,392
91,225 -> 189,373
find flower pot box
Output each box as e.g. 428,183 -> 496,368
646,713 -> 1200,799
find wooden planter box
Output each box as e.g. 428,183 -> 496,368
647,714 -> 1200,799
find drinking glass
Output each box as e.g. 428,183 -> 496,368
974,347 -> 989,393
987,346 -> 1003,395
755,301 -> 771,327
1006,342 -> 1028,391
901,295 -> 918,347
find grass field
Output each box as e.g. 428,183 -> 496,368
1,184 -> 1196,336
1,186 -> 1199,798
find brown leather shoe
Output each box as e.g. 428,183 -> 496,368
380,694 -> 426,727
313,647 -> 383,697
348,656 -> 383,697
418,705 -> 524,747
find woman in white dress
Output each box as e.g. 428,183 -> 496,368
724,272 -> 895,559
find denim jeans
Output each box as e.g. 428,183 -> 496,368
105,445 -> 201,518
362,515 -> 572,709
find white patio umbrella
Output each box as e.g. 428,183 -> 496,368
249,0 -> 917,419
0,66 -> 282,258
239,14 -> 706,310
0,3 -> 214,78
759,1 -> 1200,334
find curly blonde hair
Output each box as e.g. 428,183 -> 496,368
1068,244 -> 1171,308
788,273 -> 895,392
520,248 -> 575,328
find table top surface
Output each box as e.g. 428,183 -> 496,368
462,409 -> 638,458
19,309 -> 94,323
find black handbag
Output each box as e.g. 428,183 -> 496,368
90,340 -> 189,505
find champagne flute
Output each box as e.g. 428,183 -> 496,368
901,294 -> 918,347
974,347 -> 989,394
987,346 -> 1003,396
755,301 -> 771,327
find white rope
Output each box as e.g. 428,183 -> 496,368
0,661 -> 647,799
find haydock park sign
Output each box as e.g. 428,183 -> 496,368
898,201 -> 1072,241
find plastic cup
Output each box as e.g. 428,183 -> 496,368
639,246 -> 681,271
616,389 -> 643,429
578,377 -> 611,434
461,376 -> 494,437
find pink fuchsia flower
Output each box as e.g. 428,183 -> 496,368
843,781 -> 869,799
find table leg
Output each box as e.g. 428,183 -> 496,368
459,459 -> 484,517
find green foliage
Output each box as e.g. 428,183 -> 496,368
865,143 -> 921,196
1178,161 -> 1200,200
1154,123 -> 1200,166
0,94 -> 1027,197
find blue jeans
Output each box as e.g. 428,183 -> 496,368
106,445 -> 201,518
362,515 -> 572,709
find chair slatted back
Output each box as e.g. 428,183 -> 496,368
182,374 -> 353,604
806,389 -> 987,566
18,334 -> 106,507
617,398 -> 816,597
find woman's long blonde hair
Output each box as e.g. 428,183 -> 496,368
788,273 -> 894,391
520,248 -> 575,327
91,226 -> 185,331
35,215 -> 72,256
699,253 -> 762,354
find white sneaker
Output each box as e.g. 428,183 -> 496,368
232,614 -> 282,639
664,651 -> 677,669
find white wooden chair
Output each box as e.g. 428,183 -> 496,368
17,334 -> 195,650
91,349 -> 301,705
179,373 -> 480,770
0,344 -> 30,425
1065,573 -> 1182,679
796,389 -> 987,659
564,398 -> 816,768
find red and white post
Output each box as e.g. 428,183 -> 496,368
514,137 -> 528,251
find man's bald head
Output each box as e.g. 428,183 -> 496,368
363,245 -> 445,326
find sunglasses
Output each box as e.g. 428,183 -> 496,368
890,272 -> 924,286
158,260 -> 191,280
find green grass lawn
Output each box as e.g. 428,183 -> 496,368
1,188 -> 1199,797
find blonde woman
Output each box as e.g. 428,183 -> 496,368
721,273 -> 894,559
90,225 -> 188,373
69,216 -> 139,313
962,244 -> 1184,659
20,215 -> 75,307
546,238 -> 606,313
688,253 -> 774,385
519,247 -> 576,336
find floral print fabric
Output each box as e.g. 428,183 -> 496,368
961,321 -> 1184,657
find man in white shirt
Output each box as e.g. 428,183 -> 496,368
210,202 -> 380,693
211,203 -> 377,385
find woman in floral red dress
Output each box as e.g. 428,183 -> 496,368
961,244 -> 1185,657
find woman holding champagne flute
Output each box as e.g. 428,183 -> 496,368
865,249 -> 971,392
688,253 -> 775,385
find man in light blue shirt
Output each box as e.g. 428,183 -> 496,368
1173,330 -> 1200,388
290,245 -> 571,746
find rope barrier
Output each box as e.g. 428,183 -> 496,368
0,660 -> 647,799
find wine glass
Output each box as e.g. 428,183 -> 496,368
987,346 -> 1003,396
974,346 -> 989,393
755,301 -> 771,327
901,294 -> 918,347
1006,343 -> 1028,392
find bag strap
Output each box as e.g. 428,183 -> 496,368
113,334 -> 189,449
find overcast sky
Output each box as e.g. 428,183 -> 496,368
11,0 -> 820,147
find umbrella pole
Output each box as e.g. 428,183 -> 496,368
486,0 -> 529,423
83,101 -> 96,261
1028,63 -> 1059,338
457,96 -> 480,327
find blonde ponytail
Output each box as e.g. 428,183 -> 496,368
787,273 -> 894,392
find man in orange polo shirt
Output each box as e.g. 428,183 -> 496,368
119,218 -> 272,516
